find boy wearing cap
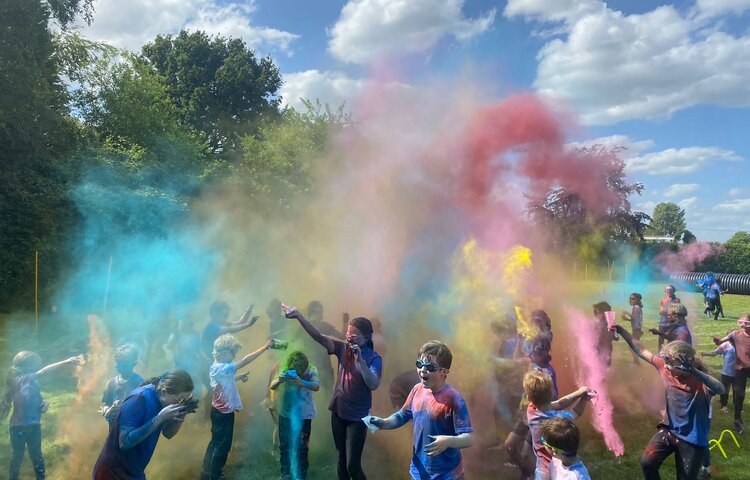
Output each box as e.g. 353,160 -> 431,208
101,344 -> 144,423
369,341 -> 473,480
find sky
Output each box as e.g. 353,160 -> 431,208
74,0 -> 750,242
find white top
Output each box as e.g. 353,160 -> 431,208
550,457 -> 591,480
210,362 -> 242,413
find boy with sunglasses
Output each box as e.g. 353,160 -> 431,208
369,341 -> 473,479
539,417 -> 590,479
712,313 -> 750,434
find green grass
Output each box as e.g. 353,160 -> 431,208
1,288 -> 749,479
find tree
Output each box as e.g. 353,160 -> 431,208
526,146 -> 649,260
140,30 -> 282,154
649,202 -> 686,240
682,229 -> 697,244
719,232 -> 750,274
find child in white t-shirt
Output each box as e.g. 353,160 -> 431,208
200,334 -> 281,480
540,417 -> 591,480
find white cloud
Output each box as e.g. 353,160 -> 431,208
678,196 -> 699,211
634,200 -> 657,213
568,135 -> 654,157
697,0 -> 750,18
626,146 -> 742,175
329,0 -> 495,64
664,183 -> 701,198
77,0 -> 298,54
714,198 -> 750,213
280,70 -> 365,112
729,187 -> 748,197
506,1 -> 750,125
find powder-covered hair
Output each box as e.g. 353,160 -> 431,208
523,370 -> 553,406
284,351 -> 310,374
661,341 -> 707,373
213,334 -> 241,357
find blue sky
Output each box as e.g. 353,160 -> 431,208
76,0 -> 750,241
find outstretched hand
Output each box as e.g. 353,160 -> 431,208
237,372 -> 249,383
649,328 -> 660,336
281,303 -> 298,318
713,336 -> 723,346
248,315 -> 260,327
369,416 -> 386,428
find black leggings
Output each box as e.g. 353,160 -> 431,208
734,368 -> 750,421
331,411 -> 368,480
720,374 -> 734,408
640,427 -> 705,480
9,425 -> 45,480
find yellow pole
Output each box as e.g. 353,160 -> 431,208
35,250 -> 39,338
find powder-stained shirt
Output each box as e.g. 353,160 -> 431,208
659,296 -> 680,327
527,404 -> 575,478
395,383 -> 473,480
651,356 -> 711,447
729,330 -> 750,371
714,342 -> 736,377
210,362 -> 242,413
665,324 -> 693,345
102,373 -> 145,407
630,305 -> 643,331
550,458 -> 591,480
278,365 -> 319,420
92,385 -> 163,480
10,374 -> 43,427
328,340 -> 382,421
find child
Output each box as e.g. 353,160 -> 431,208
285,305 -> 382,480
621,292 -> 643,340
701,331 -> 735,413
592,302 -> 618,367
369,341 -> 473,479
200,334 -> 282,480
524,370 -> 592,480
101,343 -> 145,423
539,417 -> 590,480
93,369 -> 197,479
712,313 -> 750,434
269,351 -> 320,480
615,325 -> 724,479
0,351 -> 81,480
657,285 -> 680,351
649,303 -> 692,346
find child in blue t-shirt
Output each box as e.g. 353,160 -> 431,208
702,334 -> 736,413
270,350 -> 320,480
370,341 -> 473,480
539,417 -> 591,479
100,343 -> 145,423
615,326 -> 725,479
0,350 -> 81,480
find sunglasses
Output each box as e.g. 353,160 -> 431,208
415,359 -> 445,372
738,320 -> 750,328
541,436 -> 574,457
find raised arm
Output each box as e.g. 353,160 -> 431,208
550,386 -> 591,412
222,305 -> 259,334
235,341 -> 273,370
35,356 -> 81,377
689,368 -> 726,396
615,325 -> 654,363
285,309 -> 335,353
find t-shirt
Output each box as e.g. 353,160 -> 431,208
201,321 -> 224,361
630,305 -> 643,330
102,374 -> 145,407
527,403 -> 575,477
210,362 -> 242,413
665,324 -> 692,345
715,342 -> 736,377
278,365 -> 319,420
167,331 -> 200,374
92,385 -> 163,480
651,356 -> 711,447
550,457 -> 591,480
729,330 -> 750,371
659,296 -> 679,327
394,384 -> 473,480
10,374 -> 43,427
328,340 -> 382,420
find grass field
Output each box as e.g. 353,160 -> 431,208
1,283 -> 749,479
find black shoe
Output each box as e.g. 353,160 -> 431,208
734,419 -> 745,434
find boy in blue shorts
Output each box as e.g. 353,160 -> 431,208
370,340 -> 473,479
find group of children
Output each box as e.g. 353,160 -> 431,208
2,287 -> 750,480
